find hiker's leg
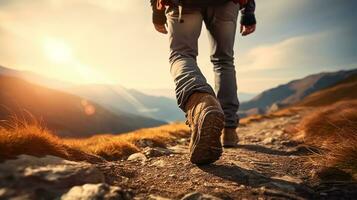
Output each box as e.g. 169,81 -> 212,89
203,2 -> 240,128
166,7 -> 215,111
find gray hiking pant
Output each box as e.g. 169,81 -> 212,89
166,2 -> 240,128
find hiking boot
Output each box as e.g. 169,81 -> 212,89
185,92 -> 225,165
221,128 -> 239,147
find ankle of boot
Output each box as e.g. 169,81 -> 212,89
184,92 -> 214,112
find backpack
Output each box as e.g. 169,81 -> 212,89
156,0 -> 249,10
155,0 -> 249,23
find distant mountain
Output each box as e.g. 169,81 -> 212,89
297,73 -> 357,107
0,65 -> 184,122
239,92 -> 256,102
67,85 -> 184,122
139,88 -> 256,102
0,74 -> 165,137
0,65 -> 73,90
239,69 -> 357,116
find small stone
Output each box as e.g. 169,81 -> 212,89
262,137 -> 276,144
250,138 -> 261,143
169,174 -> 176,178
178,138 -> 188,144
135,139 -> 155,148
266,182 -> 296,192
149,194 -> 172,200
127,153 -> 147,162
168,145 -> 188,154
275,130 -> 284,136
191,179 -> 199,183
238,185 -> 246,190
180,192 -> 222,200
143,147 -> 173,158
320,192 -> 328,196
0,188 -> 13,198
60,183 -> 133,200
272,175 -> 303,184
281,140 -> 299,147
149,160 -> 166,168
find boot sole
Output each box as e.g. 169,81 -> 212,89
190,107 -> 225,165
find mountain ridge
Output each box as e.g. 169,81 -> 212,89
0,74 -> 165,137
0,65 -> 184,122
239,68 -> 357,116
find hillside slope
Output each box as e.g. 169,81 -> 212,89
297,74 -> 357,107
68,85 -> 184,122
240,69 -> 357,115
0,65 -> 184,122
0,75 -> 165,137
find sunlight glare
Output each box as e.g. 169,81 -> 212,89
43,38 -> 73,64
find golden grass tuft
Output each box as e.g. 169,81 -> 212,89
0,119 -> 67,159
240,107 -> 304,126
0,118 -> 190,162
297,100 -> 357,172
64,123 -> 190,160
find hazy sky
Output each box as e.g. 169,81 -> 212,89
0,0 -> 356,93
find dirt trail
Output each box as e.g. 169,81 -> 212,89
97,114 -> 357,199
1,113 -> 356,199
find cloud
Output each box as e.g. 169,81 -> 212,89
0,0 -> 356,93
85,0 -> 142,12
238,30 -> 355,72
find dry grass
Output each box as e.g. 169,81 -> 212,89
240,107 -> 304,126
0,118 -> 190,162
0,121 -> 68,159
296,100 -> 357,172
64,123 -> 189,160
297,74 -> 357,107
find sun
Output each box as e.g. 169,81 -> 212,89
43,38 -> 73,64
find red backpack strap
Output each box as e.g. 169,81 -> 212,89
232,0 -> 248,6
157,0 -> 174,10
156,0 -> 164,10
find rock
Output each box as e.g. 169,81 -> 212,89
143,147 -> 173,158
0,155 -> 104,199
250,138 -> 261,143
281,140 -> 300,147
265,181 -> 296,193
169,145 -> 188,154
178,138 -> 188,144
149,160 -> 166,168
149,194 -> 172,200
61,183 -> 133,200
274,130 -> 284,137
268,103 -> 284,113
180,192 -> 222,200
272,175 -> 303,184
127,153 -> 147,162
135,139 -> 155,148
262,137 -> 276,145
0,155 -> 104,185
0,188 -> 16,198
168,174 -> 176,178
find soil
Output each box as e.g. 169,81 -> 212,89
96,114 -> 357,200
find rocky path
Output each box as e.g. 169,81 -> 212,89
1,114 -> 356,200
